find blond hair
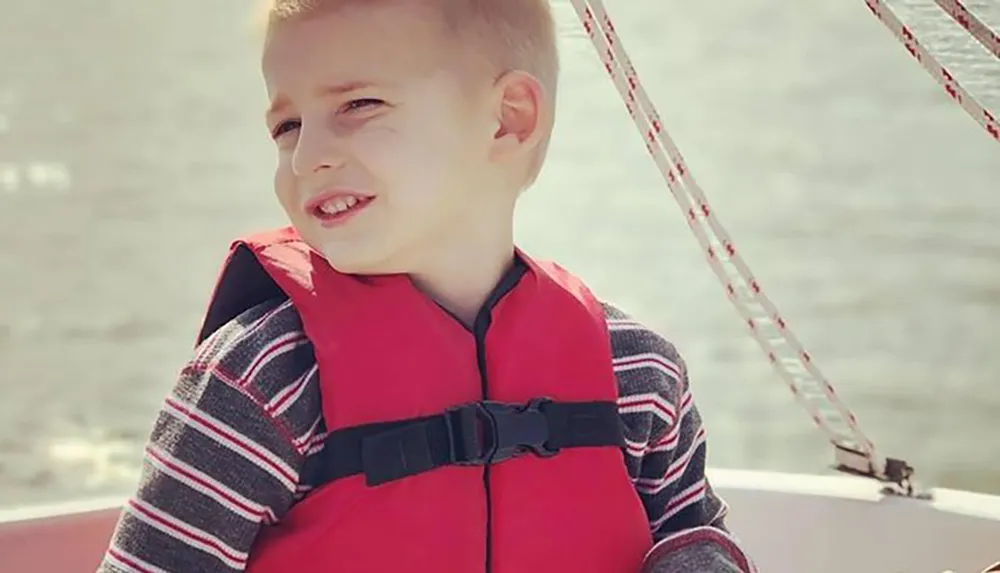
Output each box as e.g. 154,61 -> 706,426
260,0 -> 559,187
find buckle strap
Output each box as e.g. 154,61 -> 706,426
317,399 -> 623,487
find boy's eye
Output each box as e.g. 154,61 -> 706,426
270,119 -> 301,140
269,99 -> 384,139
341,98 -> 385,113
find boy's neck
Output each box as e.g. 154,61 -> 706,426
409,235 -> 517,329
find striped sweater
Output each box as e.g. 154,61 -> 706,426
97,296 -> 754,572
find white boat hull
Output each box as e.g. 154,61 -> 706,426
715,470 -> 1000,573
1,469 -> 997,572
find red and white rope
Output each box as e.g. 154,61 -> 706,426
568,0 -> 883,473
932,0 -> 1000,60
568,0 -> 996,481
865,0 -> 999,143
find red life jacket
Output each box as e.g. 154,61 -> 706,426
197,227 -> 653,573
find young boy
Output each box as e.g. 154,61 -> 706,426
98,0 -> 755,571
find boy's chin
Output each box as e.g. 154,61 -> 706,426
311,243 -> 406,278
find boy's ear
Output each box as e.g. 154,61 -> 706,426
488,70 -> 546,162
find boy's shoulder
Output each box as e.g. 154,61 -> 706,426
188,296 -> 317,408
599,301 -> 689,428
195,297 -> 306,361
600,301 -> 687,380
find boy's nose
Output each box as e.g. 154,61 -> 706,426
291,127 -> 347,176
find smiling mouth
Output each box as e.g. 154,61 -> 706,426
308,194 -> 375,226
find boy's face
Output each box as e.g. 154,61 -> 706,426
262,2 -> 502,275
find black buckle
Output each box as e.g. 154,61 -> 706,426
444,398 -> 560,466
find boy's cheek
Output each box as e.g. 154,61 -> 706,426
272,168 -> 302,211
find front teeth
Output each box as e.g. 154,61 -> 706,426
319,196 -> 360,215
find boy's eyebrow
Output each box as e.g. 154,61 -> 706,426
266,81 -> 382,118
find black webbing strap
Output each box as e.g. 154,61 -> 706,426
316,398 -> 624,486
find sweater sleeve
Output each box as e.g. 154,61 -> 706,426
97,298 -> 325,573
603,303 -> 756,573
